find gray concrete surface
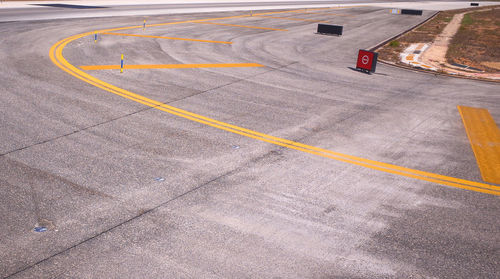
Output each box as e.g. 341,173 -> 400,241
0,4 -> 499,279
1,0 -> 496,22
0,0 -> 377,22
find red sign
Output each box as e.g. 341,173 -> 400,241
356,49 -> 378,73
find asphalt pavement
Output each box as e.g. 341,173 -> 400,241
1,0 -> 497,22
0,3 -> 499,279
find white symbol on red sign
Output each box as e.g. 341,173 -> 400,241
361,55 -> 369,65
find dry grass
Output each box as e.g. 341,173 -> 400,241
446,8 -> 500,72
378,6 -> 500,70
378,11 -> 454,63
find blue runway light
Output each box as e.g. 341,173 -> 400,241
120,54 -> 124,73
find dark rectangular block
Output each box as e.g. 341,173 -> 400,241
401,9 -> 423,15
470,3 -> 479,6
32,3 -> 108,9
317,24 -> 343,36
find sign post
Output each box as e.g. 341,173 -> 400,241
356,49 -> 378,73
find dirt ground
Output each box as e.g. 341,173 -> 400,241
377,11 -> 453,63
420,11 -> 465,68
447,8 -> 500,72
378,6 -> 500,74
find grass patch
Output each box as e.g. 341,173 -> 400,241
462,14 -> 473,25
389,40 -> 400,47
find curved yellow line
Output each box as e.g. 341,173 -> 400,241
49,14 -> 500,196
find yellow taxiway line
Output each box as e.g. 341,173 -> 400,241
80,63 -> 264,71
50,11 -> 500,196
458,106 -> 500,184
302,12 -> 355,17
255,15 -> 329,23
198,22 -> 288,31
102,32 -> 232,44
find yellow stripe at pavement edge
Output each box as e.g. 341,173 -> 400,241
49,11 -> 500,196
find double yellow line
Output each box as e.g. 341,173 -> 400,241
50,11 -> 500,196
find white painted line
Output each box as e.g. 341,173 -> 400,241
400,43 -> 438,71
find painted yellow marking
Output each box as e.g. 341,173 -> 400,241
102,32 -> 232,44
198,22 -> 287,31
134,7 -> 361,28
406,55 -> 414,61
255,15 -> 329,23
458,106 -> 500,184
50,13 -> 500,196
80,63 -> 264,71
272,5 -> 367,14
251,9 -> 310,16
302,12 -> 354,17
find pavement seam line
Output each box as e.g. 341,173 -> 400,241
4,165 -> 242,278
50,12 -> 500,196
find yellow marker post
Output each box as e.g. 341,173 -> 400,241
120,54 -> 124,73
143,19 -> 146,30
94,32 -> 97,43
